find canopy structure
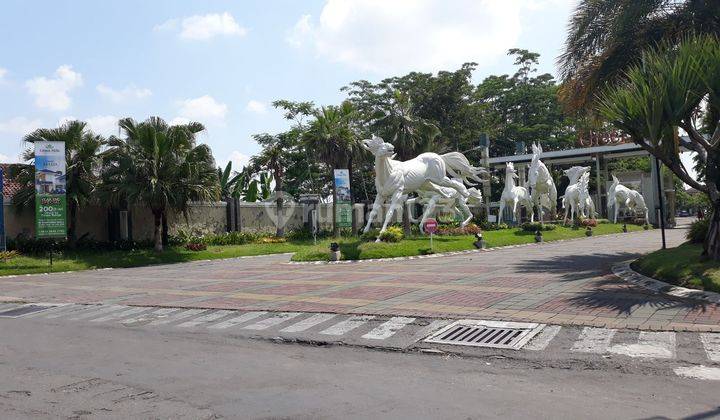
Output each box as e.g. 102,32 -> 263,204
478,141 -> 679,225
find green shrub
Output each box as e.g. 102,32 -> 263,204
361,229 -> 380,241
596,218 -> 611,224
687,219 -> 709,243
520,222 -> 557,232
379,226 -> 404,242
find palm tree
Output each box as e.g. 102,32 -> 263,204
14,120 -> 105,245
250,136 -> 287,237
102,117 -> 218,252
374,91 -> 440,160
217,161 -> 245,232
303,101 -> 358,236
558,0 -> 720,112
597,35 -> 720,258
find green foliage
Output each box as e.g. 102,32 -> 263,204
520,222 -> 557,232
378,226 -> 404,243
688,219 -> 710,244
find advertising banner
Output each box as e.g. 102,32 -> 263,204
0,168 -> 5,250
333,169 -> 352,228
35,141 -> 67,238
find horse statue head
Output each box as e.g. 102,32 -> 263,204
563,166 -> 591,185
505,162 -> 519,180
362,135 -> 395,158
528,143 -> 544,186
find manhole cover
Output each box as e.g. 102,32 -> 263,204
0,304 -> 56,318
424,320 -> 545,350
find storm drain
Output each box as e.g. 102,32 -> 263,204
0,304 -> 55,318
424,320 -> 545,350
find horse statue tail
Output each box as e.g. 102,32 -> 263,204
441,152 -> 485,184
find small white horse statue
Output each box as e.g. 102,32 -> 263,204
607,174 -> 649,224
361,135 -> 484,239
407,186 -> 483,233
528,143 -> 557,222
499,162 -> 533,223
562,171 -> 595,222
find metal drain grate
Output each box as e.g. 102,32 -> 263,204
0,304 -> 55,318
424,320 -> 545,350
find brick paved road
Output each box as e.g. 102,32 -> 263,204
2,227 -> 719,331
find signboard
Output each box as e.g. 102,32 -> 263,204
423,218 -> 438,234
0,168 -> 5,250
333,169 -> 352,228
34,141 -> 67,238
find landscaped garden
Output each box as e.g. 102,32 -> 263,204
0,222 -> 644,275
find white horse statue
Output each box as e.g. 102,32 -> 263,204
607,174 -> 649,224
528,143 -> 557,222
498,162 -> 533,223
407,186 -> 483,232
562,171 -> 596,222
361,135 -> 484,238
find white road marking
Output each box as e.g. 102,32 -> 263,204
700,333 -> 720,362
122,308 -> 180,325
571,327 -> 616,353
177,310 -> 233,328
147,309 -> 206,326
280,313 -> 337,333
362,317 -> 416,340
69,305 -> 128,321
208,311 -> 267,330
412,320 -> 452,342
675,365 -> 720,381
609,332 -> 676,359
320,315 -> 375,336
242,312 -> 301,330
525,325 -> 562,351
90,307 -> 149,323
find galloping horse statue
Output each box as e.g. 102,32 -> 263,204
527,143 -> 557,222
361,135 -> 484,240
607,174 -> 649,224
498,162 -> 533,223
407,186 -> 484,233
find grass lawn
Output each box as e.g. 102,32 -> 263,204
0,223 -> 643,276
632,242 -> 720,294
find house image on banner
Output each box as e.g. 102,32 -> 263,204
35,168 -> 66,194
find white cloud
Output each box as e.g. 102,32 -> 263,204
0,67 -> 7,81
0,153 -> 22,163
287,0 -> 554,74
25,65 -> 83,110
97,84 -> 152,102
176,95 -> 228,122
245,100 -> 267,114
224,150 -> 250,171
169,117 -> 191,126
156,12 -> 247,40
0,117 -> 43,135
86,115 -> 119,136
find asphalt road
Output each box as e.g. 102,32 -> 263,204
1,318 -> 718,419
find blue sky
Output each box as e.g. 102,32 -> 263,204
0,0 -> 577,169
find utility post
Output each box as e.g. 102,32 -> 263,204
479,133 -> 491,222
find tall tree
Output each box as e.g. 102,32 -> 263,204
303,101 -> 358,236
558,0 -> 720,112
102,117 -> 218,252
597,35 -> 720,258
14,120 -> 105,245
249,134 -> 289,237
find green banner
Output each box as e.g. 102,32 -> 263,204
35,141 -> 67,238
333,169 -> 352,228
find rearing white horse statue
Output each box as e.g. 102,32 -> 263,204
498,162 -> 533,223
361,135 -> 484,239
527,143 -> 557,222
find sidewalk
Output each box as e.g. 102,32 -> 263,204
1,227 -> 718,331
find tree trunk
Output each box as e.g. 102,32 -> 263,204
402,197 -> 412,236
704,200 -> 720,260
152,209 -> 163,252
275,173 -> 285,237
161,210 -> 169,247
67,200 -> 78,248
349,156 -> 357,235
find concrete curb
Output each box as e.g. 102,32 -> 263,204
612,261 -> 720,305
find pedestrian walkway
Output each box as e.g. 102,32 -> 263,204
1,228 -> 718,331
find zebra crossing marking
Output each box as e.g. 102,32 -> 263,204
242,312 -> 301,330
45,304 -> 93,319
280,313 -> 337,333
609,331 -> 676,359
69,305 -> 128,321
675,365 -> 720,381
700,333 -> 720,362
147,308 -> 206,326
208,311 -> 267,330
177,310 -> 233,328
91,307 -> 149,323
362,317 -> 415,340
571,327 -> 616,353
320,315 -> 374,336
122,308 -> 180,325
525,325 -> 562,351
